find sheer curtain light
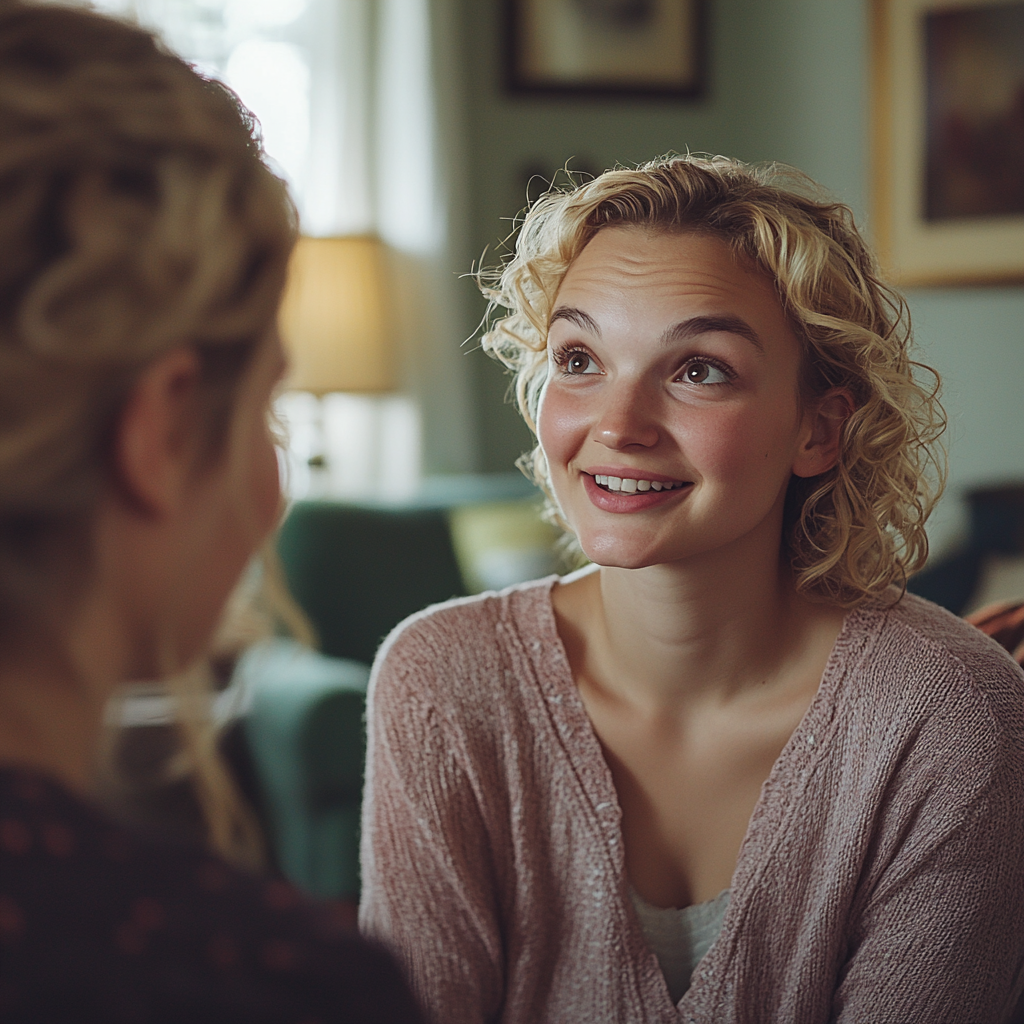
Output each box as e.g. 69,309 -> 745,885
84,0 -> 371,234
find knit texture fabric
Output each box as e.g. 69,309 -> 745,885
360,577 -> 1024,1024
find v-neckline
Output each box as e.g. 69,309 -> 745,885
520,575 -> 879,1011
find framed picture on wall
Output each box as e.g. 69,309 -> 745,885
505,0 -> 706,98
871,0 -> 1024,285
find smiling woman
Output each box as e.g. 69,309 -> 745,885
360,155 -> 1024,1024
484,157 -> 945,605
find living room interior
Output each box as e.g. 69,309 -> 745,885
100,0 -> 1024,908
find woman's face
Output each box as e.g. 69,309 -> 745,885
170,330 -> 285,666
537,225 -> 816,570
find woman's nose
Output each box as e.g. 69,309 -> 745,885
594,381 -> 660,450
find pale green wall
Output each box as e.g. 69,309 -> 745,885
456,0 -> 1024,554
907,288 -> 1024,551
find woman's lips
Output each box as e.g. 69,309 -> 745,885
582,472 -> 692,512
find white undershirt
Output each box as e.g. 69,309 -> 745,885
629,887 -> 731,1004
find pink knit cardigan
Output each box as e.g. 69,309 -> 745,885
360,578 -> 1024,1023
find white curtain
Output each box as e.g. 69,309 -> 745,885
375,0 -> 476,479
85,0 -> 371,235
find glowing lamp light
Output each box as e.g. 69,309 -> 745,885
278,235 -> 396,395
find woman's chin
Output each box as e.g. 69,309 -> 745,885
576,537 -> 672,571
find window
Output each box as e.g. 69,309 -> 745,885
89,0 -> 372,235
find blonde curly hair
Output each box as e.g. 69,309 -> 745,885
479,155 -> 946,607
0,2 -> 296,866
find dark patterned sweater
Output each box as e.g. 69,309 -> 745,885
0,766 -> 421,1023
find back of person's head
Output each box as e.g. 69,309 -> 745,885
0,1 -> 297,870
0,0 -> 295,628
481,154 -> 946,606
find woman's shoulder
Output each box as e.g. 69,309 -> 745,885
840,591 -> 1024,755
370,574 -> 560,687
366,577 -> 561,720
863,590 -> 1024,687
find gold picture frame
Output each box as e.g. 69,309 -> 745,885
504,0 -> 706,99
871,0 -> 1024,286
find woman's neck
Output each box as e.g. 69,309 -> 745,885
0,601 -> 124,793
556,539 -> 846,714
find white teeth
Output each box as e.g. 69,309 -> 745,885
592,473 -> 685,493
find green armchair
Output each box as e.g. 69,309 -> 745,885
239,477 -> 553,900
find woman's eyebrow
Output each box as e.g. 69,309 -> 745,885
662,314 -> 764,352
549,305 -> 600,335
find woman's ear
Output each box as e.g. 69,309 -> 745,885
792,387 -> 854,479
114,346 -> 203,516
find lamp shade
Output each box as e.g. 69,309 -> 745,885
278,236 -> 395,394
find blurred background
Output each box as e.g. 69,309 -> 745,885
83,0 -> 1024,901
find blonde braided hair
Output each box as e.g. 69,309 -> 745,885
0,2 -> 296,867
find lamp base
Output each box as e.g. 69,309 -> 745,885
275,391 -> 421,502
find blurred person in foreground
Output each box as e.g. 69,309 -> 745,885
0,3 -> 421,1021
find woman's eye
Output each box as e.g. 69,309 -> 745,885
682,361 -> 729,385
563,351 -> 599,375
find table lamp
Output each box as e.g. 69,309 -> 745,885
278,235 -> 396,395
277,236 -> 411,497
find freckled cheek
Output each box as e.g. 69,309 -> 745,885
682,405 -> 793,482
536,385 -> 590,474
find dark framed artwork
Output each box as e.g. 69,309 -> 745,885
505,0 -> 706,98
872,0 -> 1024,285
